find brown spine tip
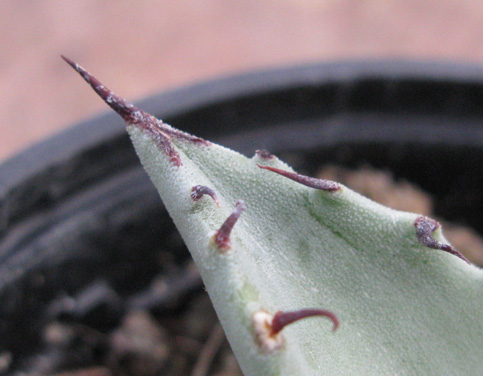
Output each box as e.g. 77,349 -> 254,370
191,185 -> 221,207
258,164 -> 340,192
414,216 -> 470,264
271,309 -> 339,335
61,55 -> 139,123
213,200 -> 246,252
62,56 -> 209,167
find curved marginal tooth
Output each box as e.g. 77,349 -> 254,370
191,185 -> 221,207
253,308 -> 339,353
414,216 -> 470,264
258,165 -> 340,192
212,200 -> 246,252
62,56 -> 209,166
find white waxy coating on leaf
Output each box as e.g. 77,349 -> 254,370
127,124 -> 483,376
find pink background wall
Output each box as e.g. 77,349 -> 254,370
2,0 -> 483,161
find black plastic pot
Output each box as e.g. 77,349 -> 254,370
1,61 -> 482,374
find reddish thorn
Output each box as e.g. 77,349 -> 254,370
258,164 -> 340,192
213,200 -> 246,251
255,149 -> 275,160
61,55 -> 140,123
414,216 -> 470,264
191,185 -> 221,207
271,309 -> 339,335
62,56 -> 209,166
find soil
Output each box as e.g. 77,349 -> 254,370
4,165 -> 482,376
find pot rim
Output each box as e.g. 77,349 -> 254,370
1,59 -> 482,194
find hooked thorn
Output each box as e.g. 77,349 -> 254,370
191,185 -> 221,207
253,308 -> 339,353
212,200 -> 246,252
258,165 -> 340,192
414,216 -> 470,264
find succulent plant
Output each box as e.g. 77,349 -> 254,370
64,56 -> 483,376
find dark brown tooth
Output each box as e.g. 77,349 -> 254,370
271,308 -> 339,335
258,165 -> 340,192
191,185 -> 221,207
414,216 -> 470,264
213,200 -> 246,252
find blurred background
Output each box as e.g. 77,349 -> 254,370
1,0 -> 482,162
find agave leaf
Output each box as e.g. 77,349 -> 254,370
65,57 -> 483,376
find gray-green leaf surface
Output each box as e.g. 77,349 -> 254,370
65,57 -> 483,376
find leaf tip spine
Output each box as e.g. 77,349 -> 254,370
61,55 -> 139,123
62,56 -> 208,167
